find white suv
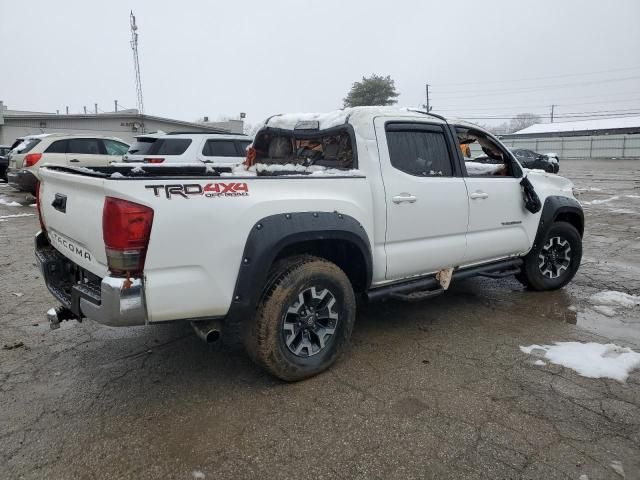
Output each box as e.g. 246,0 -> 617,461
7,134 -> 129,193
122,132 -> 251,165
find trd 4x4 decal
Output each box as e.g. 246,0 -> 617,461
145,183 -> 249,199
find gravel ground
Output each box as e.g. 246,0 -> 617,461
1,160 -> 639,480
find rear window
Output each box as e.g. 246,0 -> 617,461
12,138 -> 42,154
147,138 -> 192,156
127,138 -> 156,156
238,141 -> 251,153
202,140 -> 240,157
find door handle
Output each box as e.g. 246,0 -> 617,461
69,159 -> 80,163
470,191 -> 489,200
392,193 -> 417,204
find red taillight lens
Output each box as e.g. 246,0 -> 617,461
144,158 -> 165,164
102,197 -> 154,276
35,181 -> 45,231
25,153 -> 42,167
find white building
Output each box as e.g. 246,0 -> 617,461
0,101 -> 244,145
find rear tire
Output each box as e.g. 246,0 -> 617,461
519,221 -> 582,291
244,255 -> 356,381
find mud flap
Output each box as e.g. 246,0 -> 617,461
436,267 -> 454,290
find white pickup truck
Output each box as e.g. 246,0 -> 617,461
35,107 -> 584,381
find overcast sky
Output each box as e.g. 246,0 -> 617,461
1,0 -> 639,127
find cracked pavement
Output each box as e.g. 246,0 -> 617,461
1,160 -> 639,479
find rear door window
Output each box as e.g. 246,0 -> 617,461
68,138 -> 103,155
148,139 -> 192,156
45,140 -> 68,154
103,139 -> 129,156
202,140 -> 240,157
385,124 -> 454,177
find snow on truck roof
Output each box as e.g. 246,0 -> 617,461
260,107 -> 449,132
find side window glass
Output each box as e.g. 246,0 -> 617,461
68,138 -> 102,155
203,140 -> 239,157
45,140 -> 67,154
103,140 -> 129,156
385,126 -> 453,177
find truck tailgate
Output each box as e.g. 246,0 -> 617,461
39,168 -> 110,278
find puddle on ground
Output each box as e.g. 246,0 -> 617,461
573,309 -> 640,346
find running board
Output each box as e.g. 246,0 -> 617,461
367,258 -> 523,302
390,287 -> 445,302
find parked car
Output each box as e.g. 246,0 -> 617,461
511,149 -> 559,173
122,132 -> 252,166
35,107 -> 583,381
6,134 -> 129,193
0,145 -> 11,181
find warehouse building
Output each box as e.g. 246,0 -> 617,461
499,116 -> 640,160
0,101 -> 244,145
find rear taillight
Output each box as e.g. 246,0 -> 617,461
35,181 -> 45,231
25,153 -> 42,167
102,197 -> 154,276
144,158 -> 165,164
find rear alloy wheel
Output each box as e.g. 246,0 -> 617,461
244,255 -> 356,381
519,221 -> 582,291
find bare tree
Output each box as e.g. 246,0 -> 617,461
509,113 -> 542,133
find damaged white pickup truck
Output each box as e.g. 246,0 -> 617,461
35,107 -> 584,380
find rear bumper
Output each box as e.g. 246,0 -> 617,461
35,231 -> 147,327
7,168 -> 37,193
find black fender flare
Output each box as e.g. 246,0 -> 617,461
531,195 -> 584,251
224,211 -> 372,327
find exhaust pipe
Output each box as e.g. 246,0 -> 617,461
190,319 -> 222,344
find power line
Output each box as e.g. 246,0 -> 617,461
435,97 -> 640,112
434,75 -> 640,97
429,65 -> 640,88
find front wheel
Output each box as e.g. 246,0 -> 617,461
518,221 -> 582,291
244,255 -> 356,381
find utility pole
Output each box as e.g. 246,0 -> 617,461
114,100 -> 118,112
66,106 -> 69,115
94,103 -> 98,114
130,11 -> 145,115
550,104 -> 555,123
423,84 -> 432,112
83,106 -> 87,114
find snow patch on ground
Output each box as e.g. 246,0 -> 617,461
582,196 -> 619,205
590,290 -> 640,308
610,460 -> 625,477
0,213 -> 35,219
626,194 -> 640,199
520,342 -> 640,382
534,360 -> 546,366
609,208 -> 636,214
192,471 -> 206,479
0,199 -> 22,207
592,305 -> 618,317
573,187 -> 602,192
